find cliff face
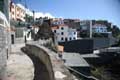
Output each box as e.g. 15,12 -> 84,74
34,22 -> 54,41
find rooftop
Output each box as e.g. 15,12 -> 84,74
16,3 -> 25,10
81,54 -> 99,58
62,53 -> 90,67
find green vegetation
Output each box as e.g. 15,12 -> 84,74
93,33 -> 108,38
111,25 -> 120,38
10,20 -> 29,27
91,66 -> 104,79
91,56 -> 120,80
111,25 -> 120,46
43,39 -> 58,53
91,66 -> 112,80
34,22 -> 54,41
25,14 -> 34,24
33,22 -> 57,52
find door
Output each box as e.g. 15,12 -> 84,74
11,34 -> 14,44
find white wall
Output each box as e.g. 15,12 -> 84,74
52,25 -> 77,42
23,29 -> 32,41
93,25 -> 107,33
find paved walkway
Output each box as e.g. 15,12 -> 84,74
6,42 -> 78,80
6,43 -> 34,80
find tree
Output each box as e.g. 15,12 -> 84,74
112,25 -> 120,38
25,14 -> 34,23
34,22 -> 54,41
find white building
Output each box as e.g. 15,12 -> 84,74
10,2 -> 16,20
92,24 -> 108,33
23,29 -> 32,41
23,25 -> 39,41
16,4 -> 25,22
52,24 -> 77,42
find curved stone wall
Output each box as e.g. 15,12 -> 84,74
21,44 -> 55,80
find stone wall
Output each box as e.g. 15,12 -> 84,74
0,26 -> 8,80
0,49 -> 7,79
21,44 -> 55,80
21,41 -> 75,80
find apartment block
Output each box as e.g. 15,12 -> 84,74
10,2 -> 25,22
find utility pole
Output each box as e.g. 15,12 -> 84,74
90,20 -> 92,38
32,10 -> 35,25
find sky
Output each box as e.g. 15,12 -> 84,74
15,0 -> 120,27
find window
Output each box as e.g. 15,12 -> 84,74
61,32 -> 64,35
73,37 -> 76,40
54,30 -> 56,33
17,8 -> 19,11
69,37 -> 72,40
61,37 -> 64,40
65,38 -> 68,41
74,32 -> 76,34
12,12 -> 14,14
17,14 -> 19,16
61,27 -> 64,30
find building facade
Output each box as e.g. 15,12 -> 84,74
80,20 -> 91,37
51,18 -> 64,25
16,4 -> 25,21
10,2 -> 16,20
92,24 -> 108,33
80,20 -> 112,38
63,19 -> 80,37
10,2 -> 26,22
52,24 -> 77,42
